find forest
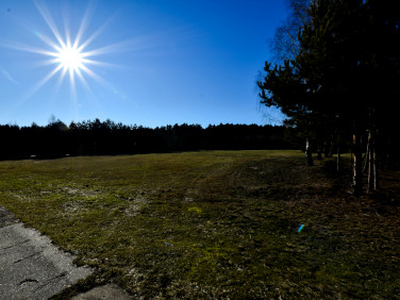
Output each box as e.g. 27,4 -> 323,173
0,119 -> 289,160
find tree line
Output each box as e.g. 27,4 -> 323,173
258,0 -> 400,193
0,119 -> 289,160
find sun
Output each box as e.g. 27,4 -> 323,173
55,44 -> 85,72
7,1 -> 143,103
16,1 -> 116,100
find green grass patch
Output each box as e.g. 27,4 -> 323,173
1,150 -> 399,298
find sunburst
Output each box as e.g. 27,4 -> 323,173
3,0 -> 170,111
33,1 -> 106,98
54,43 -> 85,73
10,0 -> 121,102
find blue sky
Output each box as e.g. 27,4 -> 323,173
0,0 -> 288,128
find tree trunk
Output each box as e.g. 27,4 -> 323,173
317,149 -> 323,160
367,129 -> 379,192
364,138 -> 370,173
324,141 -> 333,158
373,146 -> 378,190
305,138 -> 314,166
367,106 -> 379,192
367,131 -> 374,192
352,125 -> 363,195
336,134 -> 341,172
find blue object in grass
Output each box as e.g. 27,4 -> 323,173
298,224 -> 304,233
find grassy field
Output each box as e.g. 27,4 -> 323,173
0,150 -> 399,299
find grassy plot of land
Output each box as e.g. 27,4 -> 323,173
0,150 -> 399,299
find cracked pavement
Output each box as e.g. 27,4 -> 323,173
0,205 -> 92,300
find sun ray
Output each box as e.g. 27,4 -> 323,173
76,9 -> 119,52
34,0 -> 66,48
22,64 -> 63,104
34,31 -> 60,50
1,41 -> 56,57
75,67 -> 95,98
69,68 -> 77,104
79,64 -> 107,86
79,64 -> 118,94
73,1 -> 96,50
54,65 -> 67,94
82,33 -> 165,58
80,58 -> 124,69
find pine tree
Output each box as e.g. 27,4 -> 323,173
259,0 -> 400,194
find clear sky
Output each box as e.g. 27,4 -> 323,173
0,0 -> 288,128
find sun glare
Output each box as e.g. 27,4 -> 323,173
12,1 -> 120,101
55,44 -> 85,72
